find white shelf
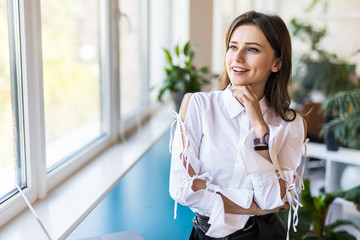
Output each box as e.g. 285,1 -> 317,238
307,142 -> 360,166
306,142 -> 360,193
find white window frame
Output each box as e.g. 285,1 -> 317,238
0,0 -> 165,229
118,0 -> 151,128
0,0 -> 122,227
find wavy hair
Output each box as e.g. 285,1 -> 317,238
219,11 -> 295,121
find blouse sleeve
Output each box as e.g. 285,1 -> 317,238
238,115 -> 305,210
168,94 -> 253,237
276,115 -> 308,233
239,114 -> 306,236
169,94 -> 216,215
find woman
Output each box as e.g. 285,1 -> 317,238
169,10 -> 307,240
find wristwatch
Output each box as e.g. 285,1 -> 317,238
253,132 -> 269,146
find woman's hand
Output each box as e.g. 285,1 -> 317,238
191,179 -> 206,192
252,202 -> 290,215
220,191 -> 289,215
229,85 -> 268,138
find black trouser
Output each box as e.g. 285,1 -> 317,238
189,213 -> 286,240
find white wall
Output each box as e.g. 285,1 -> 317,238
210,0 -> 360,78
189,0 -> 213,73
277,0 -> 360,75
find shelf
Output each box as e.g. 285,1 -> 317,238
307,142 -> 360,166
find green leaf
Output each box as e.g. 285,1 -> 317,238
301,179 -> 316,211
305,0 -> 321,13
156,40 -> 211,102
325,219 -> 360,233
282,178 -> 360,239
183,41 -> 190,56
199,66 -> 209,73
164,48 -> 172,65
333,185 -> 360,211
321,89 -> 360,148
189,51 -> 194,64
175,44 -> 180,57
324,230 -> 357,240
157,86 -> 168,102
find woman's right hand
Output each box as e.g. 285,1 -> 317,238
221,192 -> 288,215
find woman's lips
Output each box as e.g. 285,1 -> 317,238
232,67 -> 249,75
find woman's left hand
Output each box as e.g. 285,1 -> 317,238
230,85 -> 268,137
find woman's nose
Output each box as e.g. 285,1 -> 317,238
234,49 -> 244,62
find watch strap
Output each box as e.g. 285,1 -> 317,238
254,145 -> 269,151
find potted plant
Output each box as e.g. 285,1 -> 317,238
289,17 -> 358,150
279,179 -> 360,239
320,89 -> 360,150
156,41 -> 211,111
290,18 -> 357,104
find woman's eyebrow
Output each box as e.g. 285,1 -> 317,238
229,40 -> 264,48
245,42 -> 263,48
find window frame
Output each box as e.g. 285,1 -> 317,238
44,0 -> 117,191
0,0 -> 26,205
0,0 -> 40,227
118,0 -> 150,123
0,0 -> 122,227
0,0 -> 156,229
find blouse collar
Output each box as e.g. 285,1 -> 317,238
222,85 -> 269,119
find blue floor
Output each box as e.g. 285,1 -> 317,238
66,131 -> 195,240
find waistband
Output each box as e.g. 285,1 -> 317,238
194,213 -> 263,234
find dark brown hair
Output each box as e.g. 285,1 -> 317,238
219,11 -> 295,121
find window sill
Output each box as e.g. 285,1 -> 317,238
0,102 -> 174,240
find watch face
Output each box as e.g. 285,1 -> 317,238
253,132 -> 270,145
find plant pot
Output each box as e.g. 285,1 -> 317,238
171,92 -> 185,112
302,101 -> 324,143
325,115 -> 339,151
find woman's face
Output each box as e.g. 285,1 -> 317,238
226,24 -> 280,93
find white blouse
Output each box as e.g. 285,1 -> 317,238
169,87 -> 308,238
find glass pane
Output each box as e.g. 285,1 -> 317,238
41,0 -> 102,170
0,0 -> 25,202
119,0 -> 147,116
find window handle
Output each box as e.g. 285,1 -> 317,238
118,11 -> 132,33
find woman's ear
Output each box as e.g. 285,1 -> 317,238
272,58 -> 281,73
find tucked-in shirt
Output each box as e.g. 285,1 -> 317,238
169,87 -> 307,238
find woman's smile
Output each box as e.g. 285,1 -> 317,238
231,66 -> 249,75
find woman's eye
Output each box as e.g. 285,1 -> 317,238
248,48 -> 258,53
229,45 -> 237,50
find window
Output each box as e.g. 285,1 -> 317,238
0,0 -> 26,203
119,0 -> 149,117
40,0 -> 104,171
0,0 -> 165,230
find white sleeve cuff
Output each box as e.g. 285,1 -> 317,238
206,195 -> 250,238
